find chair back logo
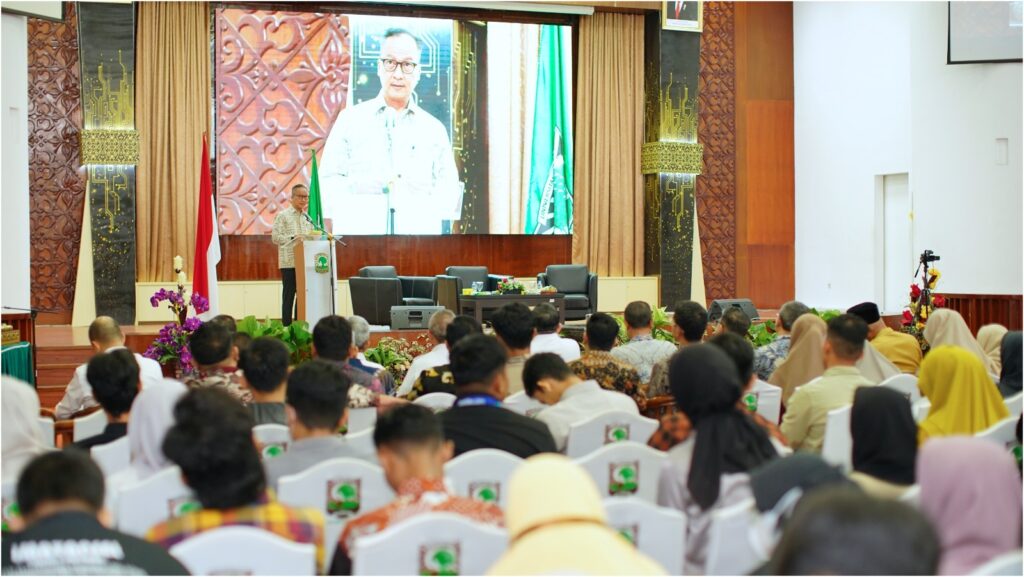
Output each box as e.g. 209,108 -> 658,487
616,523 -> 639,545
468,481 -> 500,503
1,498 -> 19,532
261,442 -> 287,459
168,496 -> 201,517
419,542 -> 460,576
327,478 -> 361,518
604,423 -> 630,444
608,460 -> 639,495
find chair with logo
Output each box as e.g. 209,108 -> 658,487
346,407 -> 377,435
169,526 -> 317,576
575,442 -> 667,504
976,416 -> 1019,450
91,436 -> 130,476
603,497 -> 686,574
2,481 -> 19,533
912,397 -> 932,423
412,392 -> 457,413
114,466 -> 198,537
748,381 -> 783,425
252,424 -> 291,460
705,498 -> 765,575
444,449 -> 524,509
352,512 -> 508,576
343,428 -> 379,465
821,405 -> 853,472
564,410 -> 660,459
503,391 -> 545,418
880,373 -> 921,404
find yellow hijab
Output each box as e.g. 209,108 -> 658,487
977,324 -> 1008,375
917,346 -> 1009,444
922,309 -> 995,374
769,314 -> 827,403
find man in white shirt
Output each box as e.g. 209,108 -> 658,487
396,309 -> 455,397
523,353 -> 638,452
54,316 -> 162,419
529,303 -> 581,362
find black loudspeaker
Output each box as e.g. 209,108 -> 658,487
708,299 -> 759,322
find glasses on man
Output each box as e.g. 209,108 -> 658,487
379,58 -> 418,74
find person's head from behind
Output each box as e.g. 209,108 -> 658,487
285,360 -> 352,437
348,315 -> 372,352
163,388 -> 264,509
88,316 -> 124,353
851,386 -> 917,486
312,315 -> 354,361
490,302 -> 534,353
623,301 -> 654,335
428,309 -> 455,345
768,487 -> 940,575
450,334 -> 509,399
707,332 -> 756,391
16,451 -> 105,526
207,314 -> 239,361
373,404 -> 452,491
238,337 -> 290,399
86,348 -> 140,422
672,300 -> 708,344
378,28 -> 422,108
505,454 -> 608,542
233,332 -> 253,358
824,314 -> 868,367
584,313 -> 619,352
445,315 -> 482,352
523,353 -> 580,405
188,322 -> 234,369
846,301 -> 885,339
776,300 -> 811,336
532,303 -> 561,335
717,306 -> 751,337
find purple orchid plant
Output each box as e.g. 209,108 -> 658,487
143,257 -> 209,373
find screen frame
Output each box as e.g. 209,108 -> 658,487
946,1 -> 1024,65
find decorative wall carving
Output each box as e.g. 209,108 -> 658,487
640,142 -> 703,174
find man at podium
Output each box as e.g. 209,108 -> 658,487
271,184 -> 318,325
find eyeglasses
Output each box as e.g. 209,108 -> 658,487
380,58 -> 418,74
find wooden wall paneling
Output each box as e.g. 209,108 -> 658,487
943,294 -> 1023,334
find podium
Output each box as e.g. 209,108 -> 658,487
294,239 -> 337,328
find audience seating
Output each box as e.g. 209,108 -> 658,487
821,405 -> 853,472
912,398 -> 932,423
348,266 -> 437,326
169,526 -> 317,576
564,411 -> 660,459
344,429 -> 378,464
412,392 -> 457,412
72,409 -> 107,442
36,415 -> 55,448
2,481 -> 17,531
537,264 -> 598,320
1005,391 -> 1023,419
705,498 -> 765,576
880,374 -> 922,404
899,485 -> 921,507
351,512 -> 508,576
969,550 -> 1024,576
750,380 -> 783,424
347,407 -> 377,435
642,396 -> 677,420
503,391 -> 545,418
443,449 -> 523,509
114,466 -> 197,537
252,424 -> 291,459
575,441 -> 667,504
91,436 -> 130,476
975,417 -> 1019,450
603,497 -> 686,575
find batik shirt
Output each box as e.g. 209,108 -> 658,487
568,351 -> 647,411
752,335 -> 791,381
647,404 -> 788,451
610,335 -> 678,384
184,366 -> 252,404
405,364 -> 455,401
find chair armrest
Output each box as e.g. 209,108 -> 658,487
537,273 -> 549,287
40,408 -> 56,420
587,273 -> 599,311
435,274 -> 463,292
434,276 -> 461,312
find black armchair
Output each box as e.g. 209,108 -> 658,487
434,266 -> 509,314
538,264 -> 598,320
348,266 -> 436,325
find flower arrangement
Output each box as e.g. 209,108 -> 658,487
364,334 -> 432,383
143,255 -> 208,374
902,266 -> 945,345
236,315 -> 313,365
496,277 -> 526,295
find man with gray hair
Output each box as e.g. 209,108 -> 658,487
396,309 -> 455,397
753,300 -> 811,380
347,315 -> 386,375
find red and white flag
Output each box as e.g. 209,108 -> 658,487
193,134 -> 220,320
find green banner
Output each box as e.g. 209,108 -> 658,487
308,149 -> 324,230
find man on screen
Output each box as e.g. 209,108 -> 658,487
320,28 -> 460,235
271,184 -> 317,325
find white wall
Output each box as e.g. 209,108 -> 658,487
794,2 -> 1022,308
1,14 -> 32,311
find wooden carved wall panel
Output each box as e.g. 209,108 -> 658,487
28,4 -> 86,322
696,1 -> 736,302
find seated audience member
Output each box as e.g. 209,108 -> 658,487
998,331 -> 1022,398
206,314 -> 241,363
749,453 -> 853,518
1,451 -> 188,575
147,388 -> 325,566
766,487 -> 940,575
918,437 -> 1023,575
347,315 -> 384,374
569,312 -> 646,410
55,316 -> 162,419
855,340 -> 901,384
649,333 -> 788,452
916,346 -> 1009,444
656,345 -> 777,574
184,322 -> 251,403
406,315 -> 482,401
312,315 -> 397,408
849,387 -> 917,499
73,349 -> 141,451
396,309 -> 454,396
489,454 -> 665,575
2,377 -> 52,484
265,360 -> 376,488
489,303 -> 535,395
923,308 -> 996,374
232,331 -> 253,358
333,405 -> 503,575
768,314 -> 827,403
752,301 -> 810,381
238,337 -> 290,426
441,334 -> 556,458
978,323 -> 1009,374
529,303 -> 581,362
611,300 -> 677,383
715,306 -> 751,337
847,301 -> 922,374
648,300 -> 709,396
781,315 -> 872,453
524,353 -> 639,452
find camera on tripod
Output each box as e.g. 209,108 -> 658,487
920,250 -> 940,264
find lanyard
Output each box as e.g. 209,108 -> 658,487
454,394 -> 501,408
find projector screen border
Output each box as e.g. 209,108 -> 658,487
946,1 -> 1023,65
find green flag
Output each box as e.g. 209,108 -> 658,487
308,149 -> 325,230
526,24 -> 574,235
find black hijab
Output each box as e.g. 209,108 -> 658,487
998,331 -> 1022,398
850,386 -> 917,485
669,344 -> 778,510
749,453 -> 851,513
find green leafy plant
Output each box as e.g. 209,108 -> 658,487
236,316 -> 313,365
611,306 -> 678,345
748,319 -> 777,347
364,335 -> 432,383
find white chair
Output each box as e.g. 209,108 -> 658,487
73,409 -> 107,441
970,550 -> 1024,576
277,458 -> 395,573
344,428 -> 379,465
750,380 -> 783,424
912,398 -> 932,423
503,391 -> 545,418
444,449 -> 524,509
821,405 -> 853,472
252,424 -> 291,459
899,485 -> 920,507
37,417 -> 55,447
91,436 -> 130,476
114,466 -> 198,537
880,373 -> 921,404
2,481 -> 17,532
1004,392 -> 1023,419
347,407 -> 377,435
169,526 -> 316,575
564,410 -> 660,459
976,417 -> 1019,450
352,512 -> 507,576
603,497 -> 686,575
575,442 -> 667,504
413,392 -> 457,412
706,498 -> 765,576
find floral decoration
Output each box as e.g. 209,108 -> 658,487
902,266 -> 944,347
143,256 -> 208,374
496,277 -> 526,295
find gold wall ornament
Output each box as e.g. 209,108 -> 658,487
80,129 -> 139,165
641,141 -> 704,175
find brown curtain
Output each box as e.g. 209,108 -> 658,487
136,2 -> 211,282
572,12 -> 645,276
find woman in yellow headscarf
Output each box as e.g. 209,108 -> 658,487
769,314 -> 827,404
917,346 -> 1009,444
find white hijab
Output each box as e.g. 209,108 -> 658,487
127,378 -> 188,479
856,342 -> 901,384
2,377 -> 51,483
923,309 -> 995,374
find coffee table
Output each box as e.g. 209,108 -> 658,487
458,293 -> 566,324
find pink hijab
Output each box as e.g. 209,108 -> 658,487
918,437 -> 1022,575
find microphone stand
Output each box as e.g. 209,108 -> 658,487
302,213 -> 346,317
